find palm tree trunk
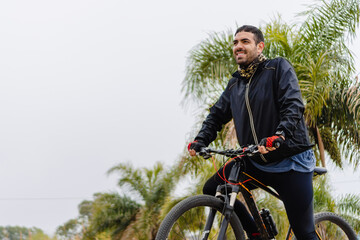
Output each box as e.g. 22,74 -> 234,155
316,126 -> 326,167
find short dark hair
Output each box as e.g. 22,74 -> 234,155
235,25 -> 264,44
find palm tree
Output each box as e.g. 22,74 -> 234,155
56,219 -> 82,240
262,0 -> 360,168
80,193 -> 140,240
55,162 -> 179,240
105,162 -> 180,240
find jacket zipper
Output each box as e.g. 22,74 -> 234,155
245,70 -> 268,163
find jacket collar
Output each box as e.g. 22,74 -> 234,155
232,60 -> 268,79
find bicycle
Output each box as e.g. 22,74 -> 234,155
155,145 -> 358,240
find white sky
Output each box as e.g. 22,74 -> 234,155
1,0 -> 359,236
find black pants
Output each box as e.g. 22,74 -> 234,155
203,159 -> 318,240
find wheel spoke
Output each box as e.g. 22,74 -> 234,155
316,221 -> 348,239
313,212 -> 357,240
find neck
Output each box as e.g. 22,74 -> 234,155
237,53 -> 267,79
239,53 -> 266,69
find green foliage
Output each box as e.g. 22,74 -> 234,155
298,0 -> 360,55
105,162 -> 180,240
56,219 -> 81,240
321,80 -> 360,168
85,193 -> 140,240
0,226 -> 54,240
262,16 -> 295,59
32,230 -> 58,240
313,176 -> 337,212
255,191 -> 288,239
107,162 -> 178,212
313,175 -> 360,233
337,194 -> 360,232
55,162 -> 180,240
182,30 -> 237,105
56,193 -> 140,240
319,127 -> 342,167
296,52 -> 334,125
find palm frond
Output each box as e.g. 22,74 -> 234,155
107,163 -> 149,200
320,80 -> 360,168
336,194 -> 360,232
313,175 -> 337,212
297,52 -> 334,126
261,17 -> 295,59
80,193 -> 140,240
182,30 -> 236,105
298,0 -> 360,54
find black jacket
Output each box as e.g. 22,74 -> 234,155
195,57 -> 313,164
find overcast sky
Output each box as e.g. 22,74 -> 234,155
1,0 -> 359,236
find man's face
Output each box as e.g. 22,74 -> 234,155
233,31 -> 264,66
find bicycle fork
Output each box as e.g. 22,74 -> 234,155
201,187 -> 239,240
201,161 -> 244,240
217,189 -> 239,239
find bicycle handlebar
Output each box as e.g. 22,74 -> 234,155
199,144 -> 260,159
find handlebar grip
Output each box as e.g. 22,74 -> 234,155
272,136 -> 284,148
259,136 -> 283,149
274,141 -> 281,148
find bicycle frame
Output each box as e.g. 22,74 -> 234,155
210,157 -> 294,240
156,145 -> 355,240
197,146 -> 328,240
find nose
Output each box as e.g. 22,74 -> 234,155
233,43 -> 244,52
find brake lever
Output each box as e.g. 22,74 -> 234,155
242,145 -> 259,156
199,148 -> 212,159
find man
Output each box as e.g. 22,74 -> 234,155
188,25 -> 318,240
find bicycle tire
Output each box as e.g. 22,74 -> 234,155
289,212 -> 357,240
314,212 -> 357,240
155,195 -> 246,240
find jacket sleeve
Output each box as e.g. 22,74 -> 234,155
275,58 -> 305,139
194,81 -> 233,146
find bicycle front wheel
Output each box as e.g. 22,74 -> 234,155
155,195 -> 246,240
313,212 -> 357,240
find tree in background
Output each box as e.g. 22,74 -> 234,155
56,193 -> 138,240
83,193 -> 140,239
105,162 -> 179,240
0,226 -> 55,240
313,175 -> 360,232
56,218 -> 85,240
56,162 -> 180,239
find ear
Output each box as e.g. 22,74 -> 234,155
257,41 -> 265,54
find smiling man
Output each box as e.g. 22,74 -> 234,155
188,25 -> 318,240
233,31 -> 264,67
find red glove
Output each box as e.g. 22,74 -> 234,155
187,140 -> 206,153
259,135 -> 284,148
